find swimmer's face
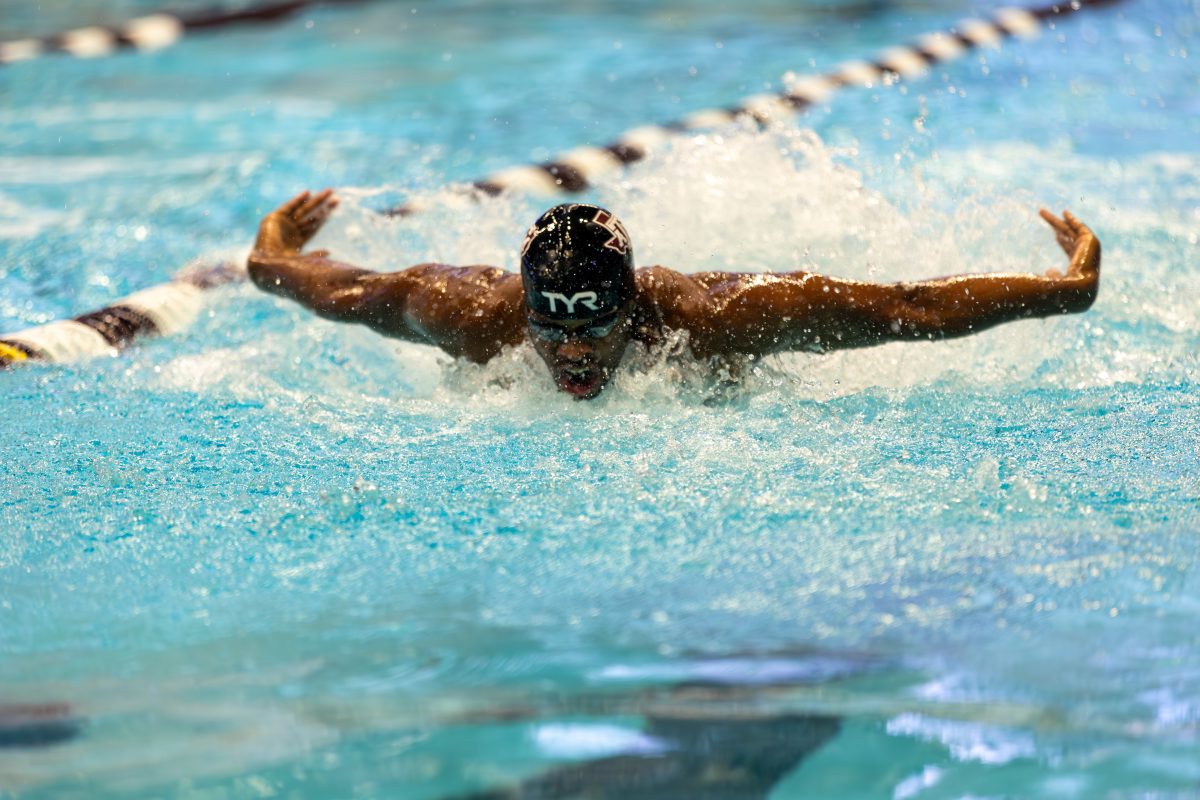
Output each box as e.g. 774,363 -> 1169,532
526,305 -> 633,399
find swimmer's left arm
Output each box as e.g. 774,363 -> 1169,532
701,208 -> 1100,355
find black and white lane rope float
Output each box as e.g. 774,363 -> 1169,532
386,0 -> 1122,212
0,264 -> 241,369
0,0 -> 369,66
0,0 -> 1123,370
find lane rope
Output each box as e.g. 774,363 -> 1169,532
1,0 -> 1122,370
392,0 -> 1119,212
0,264 -> 240,369
0,0 -> 368,66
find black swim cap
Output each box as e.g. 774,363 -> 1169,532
521,203 -> 635,320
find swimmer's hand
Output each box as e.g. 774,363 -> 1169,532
1039,208 -> 1101,281
254,189 -> 339,258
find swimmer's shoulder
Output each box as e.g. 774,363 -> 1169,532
633,266 -> 710,332
360,263 -> 524,358
394,262 -> 516,287
634,265 -> 708,299
412,263 -> 523,326
634,267 -> 800,357
378,263 -> 521,303
634,266 -> 761,297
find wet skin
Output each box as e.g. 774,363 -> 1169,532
248,190 -> 1101,399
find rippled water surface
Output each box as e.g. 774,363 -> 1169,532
1,0 -> 1198,797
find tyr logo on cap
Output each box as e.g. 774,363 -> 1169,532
591,210 -> 629,255
541,291 -> 600,314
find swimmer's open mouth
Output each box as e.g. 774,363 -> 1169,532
556,364 -> 605,398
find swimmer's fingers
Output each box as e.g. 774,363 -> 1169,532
1039,208 -> 1076,256
1039,207 -> 1070,237
256,191 -> 334,256
293,189 -> 328,220
279,191 -> 310,216
256,195 -> 305,255
296,190 -> 339,233
306,196 -> 339,227
1063,211 -> 1101,278
1062,210 -> 1094,240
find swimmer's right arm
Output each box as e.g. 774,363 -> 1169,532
248,190 -> 426,339
248,190 -> 526,359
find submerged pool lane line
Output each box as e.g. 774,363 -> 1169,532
0,703 -> 81,749
0,0 -> 1125,372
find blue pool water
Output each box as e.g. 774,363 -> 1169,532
2,0 -> 1199,796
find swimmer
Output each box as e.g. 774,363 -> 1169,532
249,189 -> 1100,399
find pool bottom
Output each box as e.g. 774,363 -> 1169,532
4,639 -> 1199,799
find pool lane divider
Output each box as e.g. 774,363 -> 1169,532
385,0 -> 1122,214
0,0 -> 370,66
0,263 -> 240,369
0,0 -> 1123,369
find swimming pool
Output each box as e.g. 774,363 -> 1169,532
2,0 -> 1198,796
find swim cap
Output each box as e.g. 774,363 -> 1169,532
521,203 -> 635,320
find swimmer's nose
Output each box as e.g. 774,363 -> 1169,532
555,339 -> 594,361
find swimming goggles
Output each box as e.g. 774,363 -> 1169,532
528,314 -> 624,342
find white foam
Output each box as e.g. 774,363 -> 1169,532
532,723 -> 670,757
894,765 -> 945,800
886,713 -> 1036,764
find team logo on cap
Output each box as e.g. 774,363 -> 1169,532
591,210 -> 629,255
520,223 -> 540,257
